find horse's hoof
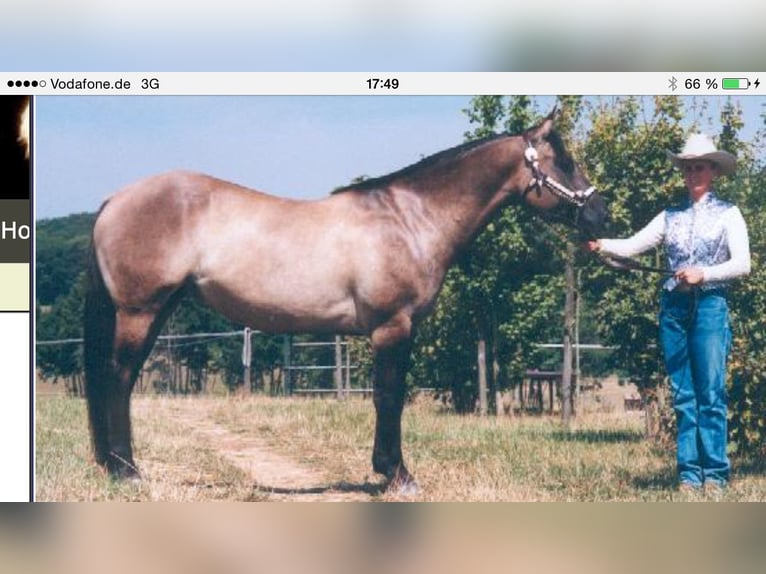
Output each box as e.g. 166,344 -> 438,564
390,479 -> 421,498
106,458 -> 141,481
386,473 -> 421,498
122,471 -> 142,484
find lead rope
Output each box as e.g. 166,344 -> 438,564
541,218 -> 671,275
593,251 -> 673,276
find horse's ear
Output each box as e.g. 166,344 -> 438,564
525,108 -> 557,142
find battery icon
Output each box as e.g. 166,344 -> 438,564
722,78 -> 750,90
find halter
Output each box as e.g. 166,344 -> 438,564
524,141 -> 668,276
524,141 -> 596,207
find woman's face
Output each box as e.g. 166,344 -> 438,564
683,160 -> 717,199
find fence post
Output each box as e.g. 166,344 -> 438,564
345,339 -> 351,391
335,336 -> 344,400
478,338 -> 488,416
561,242 -> 575,427
282,335 -> 293,395
242,327 -> 252,393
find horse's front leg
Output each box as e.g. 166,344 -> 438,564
371,319 -> 419,495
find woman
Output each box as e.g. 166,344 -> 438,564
586,133 -> 751,492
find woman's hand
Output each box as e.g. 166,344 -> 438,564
675,267 -> 705,286
583,240 -> 601,252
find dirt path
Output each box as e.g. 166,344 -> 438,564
135,399 -> 375,501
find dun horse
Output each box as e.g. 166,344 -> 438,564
84,112 -> 608,492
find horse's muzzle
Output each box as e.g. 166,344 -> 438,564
576,192 -> 608,240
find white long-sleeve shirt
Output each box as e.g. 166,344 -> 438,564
599,192 -> 751,291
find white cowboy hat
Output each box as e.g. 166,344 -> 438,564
667,133 -> 737,176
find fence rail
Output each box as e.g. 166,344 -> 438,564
37,329 -> 365,398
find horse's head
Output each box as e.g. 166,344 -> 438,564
520,112 -> 607,239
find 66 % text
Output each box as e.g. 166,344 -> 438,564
685,78 -> 718,90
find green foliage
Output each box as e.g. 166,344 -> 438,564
725,132 -> 766,453
728,227 -> 766,451
581,96 -> 766,452
415,96 -> 573,412
36,273 -> 87,388
36,212 -> 96,305
580,96 -> 685,403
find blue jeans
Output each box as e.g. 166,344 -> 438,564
659,289 -> 731,487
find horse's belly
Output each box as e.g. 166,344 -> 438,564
195,275 -> 361,334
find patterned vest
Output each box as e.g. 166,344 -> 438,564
664,191 -> 733,291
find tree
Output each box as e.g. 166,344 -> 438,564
36,273 -> 87,395
413,96 -> 574,413
718,98 -> 766,455
36,213 -> 96,305
579,96 -> 685,437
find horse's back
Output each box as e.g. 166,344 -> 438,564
92,169 -> 435,333
92,170 -> 353,317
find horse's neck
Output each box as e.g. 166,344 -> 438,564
390,151 -> 520,267
389,162 -> 510,271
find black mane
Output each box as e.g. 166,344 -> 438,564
542,129 -> 575,175
332,133 -> 510,194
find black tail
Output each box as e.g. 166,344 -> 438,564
83,215 -> 115,467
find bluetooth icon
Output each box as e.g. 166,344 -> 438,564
668,76 -> 678,91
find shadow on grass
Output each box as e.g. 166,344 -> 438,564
631,467 -> 678,491
249,480 -> 387,498
547,429 -> 644,444
629,452 -> 766,492
731,455 -> 766,478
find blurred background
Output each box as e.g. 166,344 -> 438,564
2,0 -> 763,71
2,504 -> 766,574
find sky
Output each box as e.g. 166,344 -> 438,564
34,96 -> 476,219
34,95 -> 764,220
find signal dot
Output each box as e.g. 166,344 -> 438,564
15,80 -> 22,87
6,80 -> 12,87
23,80 -> 30,87
32,80 -> 38,87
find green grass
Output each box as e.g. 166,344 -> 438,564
35,396 -> 260,501
35,394 -> 766,501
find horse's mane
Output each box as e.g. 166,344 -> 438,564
333,127 -> 572,194
332,132 -> 510,194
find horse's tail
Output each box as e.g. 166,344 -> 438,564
83,205 -> 115,467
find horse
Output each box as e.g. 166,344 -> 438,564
83,111 -> 608,493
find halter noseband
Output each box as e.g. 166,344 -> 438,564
524,141 -> 596,207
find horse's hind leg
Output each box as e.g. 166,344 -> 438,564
371,318 -> 418,494
103,309 -> 160,478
